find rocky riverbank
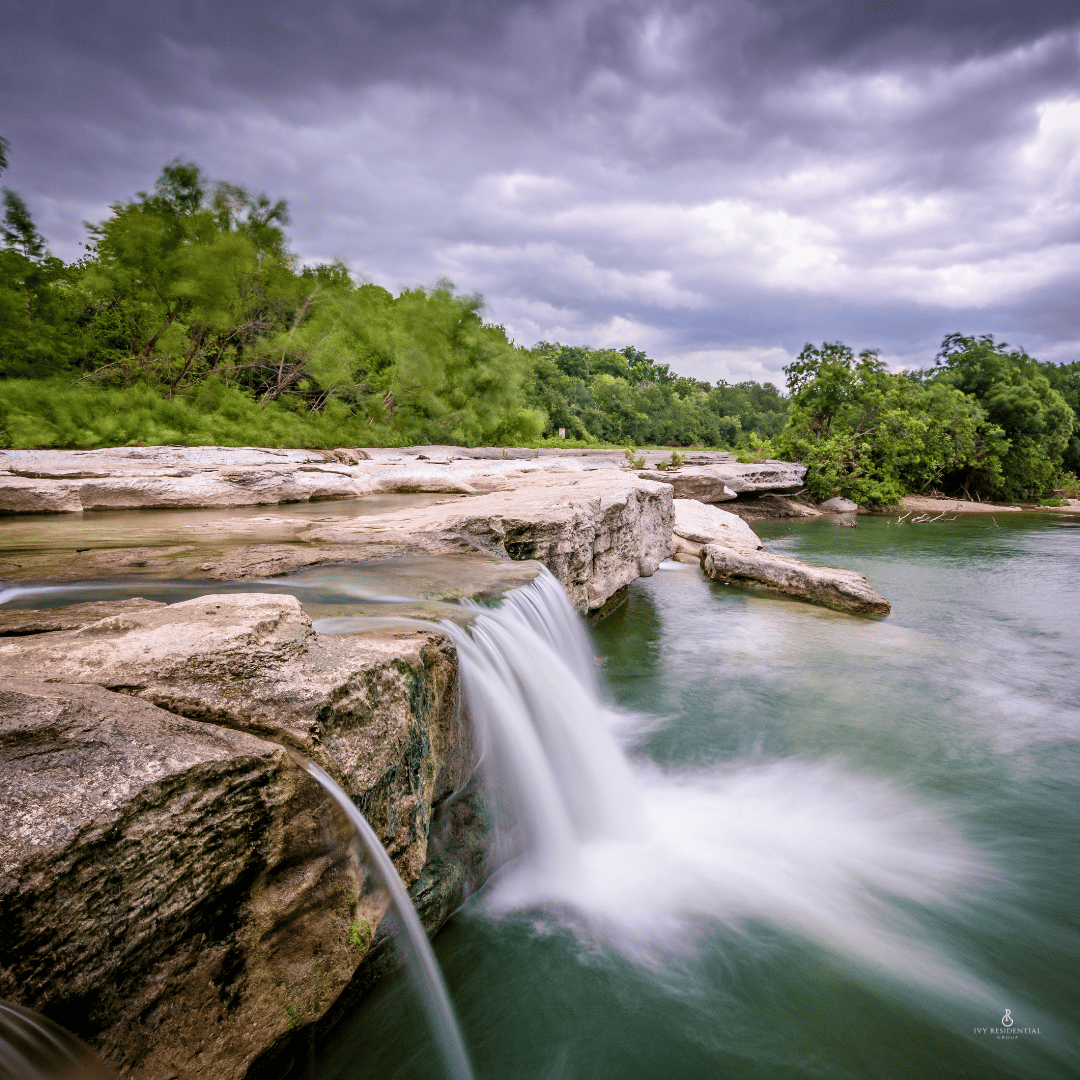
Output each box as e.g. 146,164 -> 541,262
0,595 -> 476,1080
0,446 -> 806,614
0,445 -> 893,1078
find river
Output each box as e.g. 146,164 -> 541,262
307,512 -> 1080,1080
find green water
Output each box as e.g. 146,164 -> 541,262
316,513 -> 1079,1080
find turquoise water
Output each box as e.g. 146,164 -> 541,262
308,513 -> 1080,1080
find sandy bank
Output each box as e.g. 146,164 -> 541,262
899,495 -> 1080,515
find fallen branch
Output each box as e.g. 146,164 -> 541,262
70,361 -> 125,386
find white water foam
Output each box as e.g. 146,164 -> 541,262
442,569 -> 997,1004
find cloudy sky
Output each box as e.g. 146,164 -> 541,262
3,0 -> 1079,386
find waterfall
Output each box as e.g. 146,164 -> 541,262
0,998 -> 116,1080
447,571 -> 640,883
294,756 -> 475,1080
319,567 -> 1012,1018
411,570 -> 1006,1009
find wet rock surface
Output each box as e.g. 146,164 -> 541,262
302,471 -> 675,612
0,597 -> 165,635
0,451 -> 685,615
0,597 -> 477,1080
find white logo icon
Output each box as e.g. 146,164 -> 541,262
1001,1010 -> 1013,1028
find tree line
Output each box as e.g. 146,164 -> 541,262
777,338 -> 1078,505
0,153 -> 783,453
0,150 -> 1075,504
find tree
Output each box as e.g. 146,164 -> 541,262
1037,359 -> 1080,477
1,190 -> 45,260
80,160 -> 296,394
0,139 -> 77,379
777,341 -> 985,506
520,342 -> 785,446
932,334 -> 1074,499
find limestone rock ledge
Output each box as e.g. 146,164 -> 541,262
301,472 -> 675,613
699,543 -> 891,616
0,445 -> 804,515
0,595 -> 476,1080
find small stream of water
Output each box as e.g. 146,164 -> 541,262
293,756 -> 474,1080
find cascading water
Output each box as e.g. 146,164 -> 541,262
399,569 -> 1013,1010
0,999 -> 116,1080
292,756 -> 475,1080
318,565 -> 1001,1005
451,576 -> 640,874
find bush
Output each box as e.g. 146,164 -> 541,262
0,378 -> 396,449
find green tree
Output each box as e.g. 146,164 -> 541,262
1037,359 -> 1080,477
382,285 -> 543,444
932,334 -> 1074,499
0,140 -> 79,379
2,190 -> 46,260
521,342 -> 786,447
778,341 -> 985,506
80,160 -> 296,394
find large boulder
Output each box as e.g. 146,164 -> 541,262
638,460 -> 806,504
700,544 -> 891,616
672,499 -> 763,562
0,595 -> 469,876
638,467 -> 737,504
0,597 -> 475,1080
818,496 -> 858,513
714,460 -> 806,494
0,679 -> 352,1080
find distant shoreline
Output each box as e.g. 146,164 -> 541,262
898,495 -> 1080,515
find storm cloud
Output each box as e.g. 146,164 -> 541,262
3,0 -> 1079,384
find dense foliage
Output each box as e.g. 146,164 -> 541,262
778,337 -> 1076,505
526,343 -> 787,447
0,155 -> 785,451
0,149 -> 1076,504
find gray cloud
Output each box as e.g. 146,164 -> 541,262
3,0 -> 1079,385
